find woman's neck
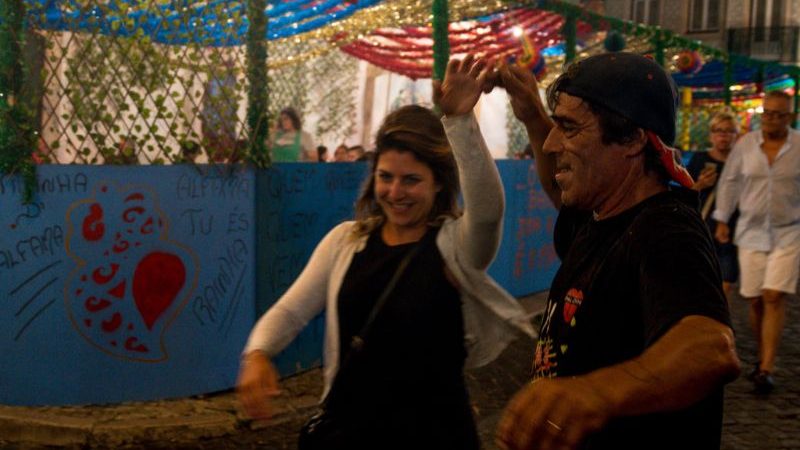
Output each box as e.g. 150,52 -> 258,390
708,147 -> 730,162
381,223 -> 427,246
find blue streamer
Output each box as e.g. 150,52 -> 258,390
22,0 -> 383,46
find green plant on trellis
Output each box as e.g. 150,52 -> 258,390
506,105 -> 529,158
0,0 -> 36,202
308,49 -> 359,146
39,0 -> 249,165
60,33 -> 172,163
265,37 -> 358,148
266,40 -> 310,132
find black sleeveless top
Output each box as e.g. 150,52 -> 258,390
336,226 -> 466,402
329,226 -> 479,449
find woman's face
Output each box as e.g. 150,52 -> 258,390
374,149 -> 440,233
279,114 -> 294,131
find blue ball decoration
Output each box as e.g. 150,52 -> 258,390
604,31 -> 626,52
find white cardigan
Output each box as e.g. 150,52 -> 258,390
244,113 -> 536,397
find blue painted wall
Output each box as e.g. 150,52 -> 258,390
0,165 -> 255,406
0,161 -> 558,406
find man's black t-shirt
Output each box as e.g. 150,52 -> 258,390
534,189 -> 732,449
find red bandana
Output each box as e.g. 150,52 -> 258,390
646,131 -> 694,188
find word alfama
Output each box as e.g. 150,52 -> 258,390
0,225 -> 64,271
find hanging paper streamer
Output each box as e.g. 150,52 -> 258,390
675,50 -> 703,75
341,7 -> 572,79
516,31 -> 546,80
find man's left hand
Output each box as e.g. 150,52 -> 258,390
496,377 -> 610,450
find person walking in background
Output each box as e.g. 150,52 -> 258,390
713,90 -> 800,395
317,145 -> 329,162
270,107 -> 317,162
346,145 -> 366,162
494,53 -> 740,449
237,56 -> 534,449
687,111 -> 740,298
333,144 -> 349,162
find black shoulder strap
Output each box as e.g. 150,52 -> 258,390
324,229 -> 432,406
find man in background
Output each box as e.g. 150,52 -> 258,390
713,90 -> 800,394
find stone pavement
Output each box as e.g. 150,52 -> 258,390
1,290 -> 798,449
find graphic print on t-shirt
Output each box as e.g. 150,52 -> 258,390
532,300 -> 558,379
533,286 -> 586,379
563,288 -> 583,324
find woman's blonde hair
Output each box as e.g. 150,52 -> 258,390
352,105 -> 461,236
710,110 -> 738,131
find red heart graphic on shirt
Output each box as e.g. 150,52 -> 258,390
563,288 -> 584,323
132,251 -> 186,330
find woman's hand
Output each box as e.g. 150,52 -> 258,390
433,54 -> 493,117
692,167 -> 718,191
237,351 -> 282,420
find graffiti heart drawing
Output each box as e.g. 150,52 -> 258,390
65,183 -> 198,361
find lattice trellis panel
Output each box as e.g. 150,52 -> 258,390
266,37 -> 359,149
505,104 -> 528,158
33,0 -> 250,165
21,0 -> 359,166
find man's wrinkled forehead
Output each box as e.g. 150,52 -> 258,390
550,93 -> 595,124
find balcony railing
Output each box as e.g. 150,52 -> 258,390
726,26 -> 799,63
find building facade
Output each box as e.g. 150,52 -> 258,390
603,0 -> 800,63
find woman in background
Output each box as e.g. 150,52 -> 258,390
270,107 -> 317,162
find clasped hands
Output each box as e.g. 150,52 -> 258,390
434,55 -> 547,125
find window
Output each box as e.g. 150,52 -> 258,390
751,0 -> 783,42
689,0 -> 720,31
632,0 -> 660,25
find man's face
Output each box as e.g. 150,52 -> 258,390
543,93 -> 637,212
346,149 -> 362,161
761,96 -> 793,135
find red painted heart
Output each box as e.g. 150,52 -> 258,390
132,251 -> 186,330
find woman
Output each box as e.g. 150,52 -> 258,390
270,107 -> 317,162
238,56 -> 534,448
687,111 -> 740,298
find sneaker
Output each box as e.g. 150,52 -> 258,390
752,371 -> 775,395
746,361 -> 761,381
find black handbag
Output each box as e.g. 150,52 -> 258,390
297,237 -> 425,450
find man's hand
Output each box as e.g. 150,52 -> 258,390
715,221 -> 731,244
498,63 -> 550,127
496,377 -> 610,450
433,55 -> 493,117
236,351 -> 282,421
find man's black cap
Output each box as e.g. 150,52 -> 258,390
555,52 -> 678,145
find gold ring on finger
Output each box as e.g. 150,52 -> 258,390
545,419 -> 563,432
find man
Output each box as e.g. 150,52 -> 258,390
494,53 -> 741,449
686,112 -> 740,298
333,144 -> 349,162
346,145 -> 366,162
712,90 -> 800,394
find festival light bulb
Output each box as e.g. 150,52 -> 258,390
512,26 -> 523,37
